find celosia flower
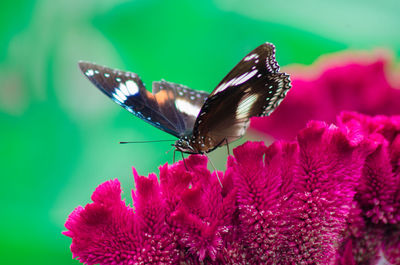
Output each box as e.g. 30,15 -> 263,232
64,111 -> 400,264
337,112 -> 400,264
251,52 -> 400,140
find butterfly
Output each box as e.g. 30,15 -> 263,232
79,42 -> 291,154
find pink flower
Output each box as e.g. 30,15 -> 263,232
338,112 -> 400,264
226,122 -> 370,264
251,51 -> 400,140
64,112 -> 400,264
64,155 -> 235,264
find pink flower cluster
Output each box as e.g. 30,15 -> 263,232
251,52 -> 400,140
64,111 -> 400,264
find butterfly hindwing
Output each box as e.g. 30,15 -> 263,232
79,62 -> 183,137
152,80 -> 209,135
193,43 -> 291,148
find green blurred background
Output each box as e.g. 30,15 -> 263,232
1,0 -> 399,264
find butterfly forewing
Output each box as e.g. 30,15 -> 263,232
79,62 -> 182,137
208,43 -> 281,97
192,43 -> 291,151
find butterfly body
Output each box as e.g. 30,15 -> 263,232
79,42 -> 291,154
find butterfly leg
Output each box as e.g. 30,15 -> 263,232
225,138 -> 231,156
204,153 -> 223,188
173,150 -> 176,163
180,151 -> 188,171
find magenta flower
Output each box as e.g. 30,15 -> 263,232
337,112 -> 400,264
251,52 -> 400,140
64,111 -> 400,264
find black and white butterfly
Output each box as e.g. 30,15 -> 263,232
79,42 -> 291,154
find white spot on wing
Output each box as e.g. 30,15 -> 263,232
112,92 -> 125,103
85,69 -> 94,76
214,80 -> 233,94
119,82 -> 129,96
243,53 -> 259,61
232,69 -> 258,86
115,88 -> 127,102
175,98 -> 201,117
125,80 -> 139,95
236,94 -> 259,120
213,69 -> 258,94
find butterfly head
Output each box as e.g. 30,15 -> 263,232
174,137 -> 198,154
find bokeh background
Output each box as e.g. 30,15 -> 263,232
1,0 -> 399,264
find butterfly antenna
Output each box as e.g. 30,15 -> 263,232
165,146 -> 175,155
119,140 -> 175,144
205,153 -> 223,188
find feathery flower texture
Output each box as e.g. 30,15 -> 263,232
64,111 -> 400,264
